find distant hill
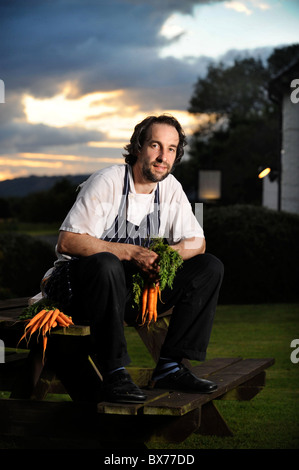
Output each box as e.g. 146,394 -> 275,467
0,174 -> 91,197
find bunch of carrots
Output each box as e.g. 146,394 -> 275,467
18,306 -> 73,362
133,238 -> 183,327
139,282 -> 160,326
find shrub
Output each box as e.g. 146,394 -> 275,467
203,205 -> 299,304
0,233 -> 56,299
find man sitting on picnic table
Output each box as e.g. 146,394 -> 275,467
43,114 -> 224,404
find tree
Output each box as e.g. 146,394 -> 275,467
0,198 -> 12,219
15,178 -> 77,223
189,57 -> 271,122
267,44 -> 299,76
176,45 -> 299,205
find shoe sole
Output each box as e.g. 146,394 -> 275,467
148,380 -> 217,394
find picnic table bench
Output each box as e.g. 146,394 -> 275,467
0,297 -> 274,449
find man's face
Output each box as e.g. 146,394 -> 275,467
136,123 -> 179,183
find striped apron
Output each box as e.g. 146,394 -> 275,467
101,165 -> 160,247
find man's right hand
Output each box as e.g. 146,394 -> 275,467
130,245 -> 160,281
57,231 -> 160,281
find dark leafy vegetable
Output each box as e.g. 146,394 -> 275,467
132,237 -> 183,309
19,297 -> 63,321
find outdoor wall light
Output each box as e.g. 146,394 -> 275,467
198,170 -> 221,200
258,167 -> 278,181
258,167 -> 271,179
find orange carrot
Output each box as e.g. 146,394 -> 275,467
28,315 -> 45,340
48,308 -> 60,329
56,318 -> 68,327
138,281 -> 161,326
141,285 -> 148,324
24,309 -> 47,330
18,314 -> 45,346
42,320 -> 52,336
56,315 -> 71,327
17,331 -> 29,348
57,311 -> 74,325
153,284 -> 158,322
38,309 -> 54,330
147,284 -> 156,324
157,283 -> 163,303
42,334 -> 48,363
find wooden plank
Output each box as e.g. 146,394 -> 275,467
135,313 -> 171,364
2,350 -> 28,364
0,320 -> 27,349
0,311 -> 25,323
144,390 -> 204,416
10,342 -> 45,399
97,389 -> 170,416
96,358 -> 244,416
0,298 -> 29,311
218,371 -> 266,401
210,358 -> 274,384
0,398 -> 98,440
0,398 -> 200,446
144,407 -> 201,445
197,401 -> 233,436
0,301 -> 28,343
51,324 -> 90,336
126,366 -> 154,388
143,358 -> 274,416
189,357 -> 243,377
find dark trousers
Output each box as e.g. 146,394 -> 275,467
67,252 -> 224,373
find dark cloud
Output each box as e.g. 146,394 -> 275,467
121,55 -> 213,110
125,0 -> 223,15
218,46 -> 275,67
0,0 -> 220,98
0,122 -> 106,153
0,92 -> 25,125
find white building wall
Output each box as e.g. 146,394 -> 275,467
281,93 -> 299,215
262,176 -> 278,210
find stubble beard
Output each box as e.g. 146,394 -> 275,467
142,162 -> 171,183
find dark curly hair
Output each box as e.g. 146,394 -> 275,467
123,114 -> 187,166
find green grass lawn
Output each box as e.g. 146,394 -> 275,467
125,303 -> 299,449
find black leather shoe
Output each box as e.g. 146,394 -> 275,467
149,364 -> 217,394
102,369 -> 147,403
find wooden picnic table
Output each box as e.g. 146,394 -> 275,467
0,297 -> 275,448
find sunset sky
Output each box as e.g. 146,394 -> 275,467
1,0 -> 298,181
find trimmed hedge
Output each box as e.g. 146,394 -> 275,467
0,233 -> 56,299
1,205 -> 298,304
203,205 -> 299,304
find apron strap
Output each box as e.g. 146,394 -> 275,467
102,165 -> 160,246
